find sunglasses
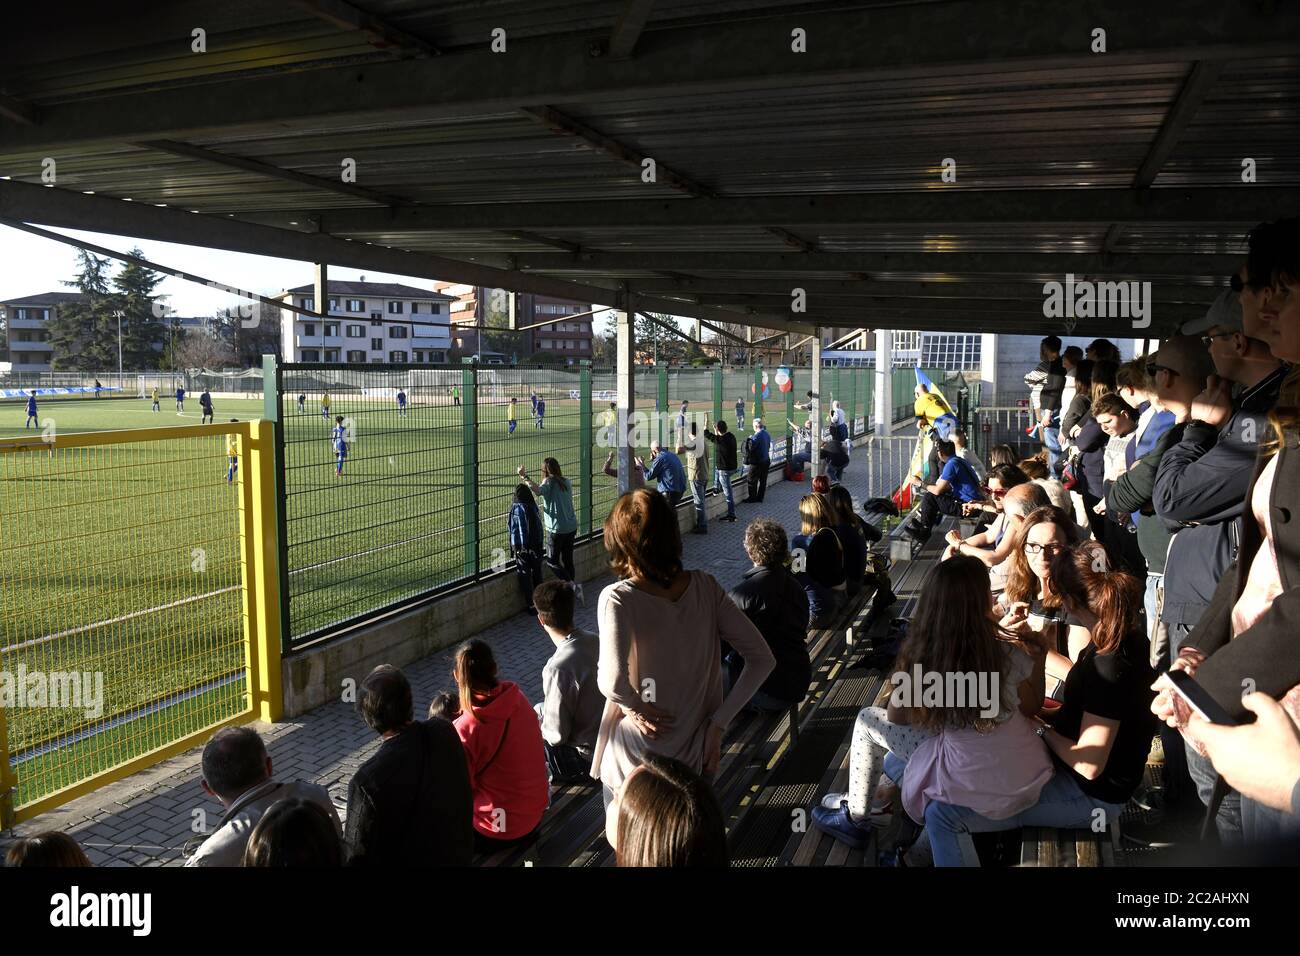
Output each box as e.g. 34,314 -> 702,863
981,486 -> 1007,499
1200,331 -> 1239,348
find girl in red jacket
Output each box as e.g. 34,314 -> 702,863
450,640 -> 550,852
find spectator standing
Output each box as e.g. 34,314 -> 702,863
603,449 -> 647,490
1024,335 -> 1067,473
684,422 -> 710,535
343,666 -> 474,866
592,490 -> 775,845
508,483 -> 545,614
644,440 -> 687,509
742,418 -> 772,502
703,419 -> 738,522
518,458 -> 578,582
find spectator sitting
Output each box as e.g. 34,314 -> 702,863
428,691 -> 459,721
645,440 -> 687,509
828,482 -> 882,545
344,665 -> 474,867
531,580 -> 604,785
613,753 -> 728,866
902,438 -> 982,543
450,639 -> 550,853
943,464 -> 1031,569
725,518 -> 813,712
988,444 -> 1017,470
187,726 -> 342,867
996,506 -> 1087,696
791,493 -> 848,628
4,831 -> 91,867
811,556 -> 1053,850
951,428 -> 986,484
925,541 -> 1156,865
826,484 -> 869,598
1017,456 -> 1049,480
1031,478 -> 1074,518
811,474 -> 831,495
592,489 -> 775,845
787,418 -> 814,475
243,798 -> 345,867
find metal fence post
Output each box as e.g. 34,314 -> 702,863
657,365 -> 668,449
579,363 -> 593,536
241,419 -> 285,723
262,354 -> 293,654
753,366 -> 764,423
712,364 -> 723,427
462,361 -> 479,579
0,694 -> 14,829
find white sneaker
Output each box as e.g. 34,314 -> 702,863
820,791 -> 848,810
820,790 -> 893,825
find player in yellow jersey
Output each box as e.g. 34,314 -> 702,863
507,396 -> 518,435
226,421 -> 239,483
150,385 -> 160,412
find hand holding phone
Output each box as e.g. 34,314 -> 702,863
1158,669 -> 1239,727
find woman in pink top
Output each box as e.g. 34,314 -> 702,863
592,489 -> 776,846
811,556 -> 1053,851
1155,225 -> 1300,844
449,640 -> 550,853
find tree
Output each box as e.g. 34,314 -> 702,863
49,249 -> 115,370
111,247 -> 166,370
214,300 -> 281,365
168,328 -> 237,370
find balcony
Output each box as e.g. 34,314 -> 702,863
8,339 -> 53,350
7,316 -> 49,330
296,334 -> 343,347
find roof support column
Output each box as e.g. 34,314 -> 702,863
874,329 -> 892,433
313,263 -> 329,361
615,309 -> 636,497
810,335 -> 822,473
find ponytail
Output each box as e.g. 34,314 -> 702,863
453,639 -> 499,722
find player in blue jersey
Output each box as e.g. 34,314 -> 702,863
199,389 -> 214,424
529,389 -> 538,420
396,388 -> 408,418
175,385 -> 185,414
534,395 -> 545,429
25,391 -> 38,429
332,415 -> 348,477
297,393 -> 306,413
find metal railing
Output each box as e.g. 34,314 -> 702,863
0,420 -> 281,825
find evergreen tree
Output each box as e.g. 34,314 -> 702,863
111,247 -> 166,370
50,249 -> 115,370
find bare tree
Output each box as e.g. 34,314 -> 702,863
168,330 -> 237,370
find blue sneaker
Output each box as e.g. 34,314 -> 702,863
811,801 -> 873,850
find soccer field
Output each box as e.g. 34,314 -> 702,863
0,391 -> 632,808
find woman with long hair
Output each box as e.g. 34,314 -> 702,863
450,639 -> 550,853
613,753 -> 728,867
826,484 -> 870,598
517,457 -> 577,582
998,506 -> 1088,694
811,556 -> 1053,850
243,799 -> 344,867
1156,217 -> 1300,844
988,444 -> 1017,470
507,482 -> 544,614
1071,359 -> 1119,542
592,489 -> 775,846
924,541 -> 1157,865
791,493 -> 847,627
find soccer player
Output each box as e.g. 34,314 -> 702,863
736,396 -> 745,430
451,386 -> 460,407
332,415 -> 348,478
321,391 -> 332,420
94,379 -> 102,399
396,388 -> 407,418
199,389 -> 214,424
602,401 -> 617,446
508,396 -> 518,435
225,420 -> 240,483
25,390 -> 38,429
676,399 -> 689,444
150,385 -> 160,412
175,385 -> 185,414
529,389 -> 539,419
297,393 -> 306,413
534,395 -> 545,429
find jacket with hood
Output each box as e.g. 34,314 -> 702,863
508,498 -> 544,556
453,681 -> 550,840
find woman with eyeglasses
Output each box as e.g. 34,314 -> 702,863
924,540 -> 1158,866
996,506 -> 1087,696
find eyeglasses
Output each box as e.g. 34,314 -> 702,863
1200,331 -> 1239,348
1145,363 -> 1177,377
981,486 -> 1007,499
1024,542 -> 1064,556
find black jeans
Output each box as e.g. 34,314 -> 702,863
746,459 -> 770,501
544,742 -> 593,785
914,489 -> 964,533
547,531 -> 576,582
514,551 -> 543,609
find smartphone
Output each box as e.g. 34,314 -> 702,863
1163,670 -> 1240,726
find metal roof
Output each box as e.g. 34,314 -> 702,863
1,0 -> 1298,339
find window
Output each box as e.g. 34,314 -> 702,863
346,325 -> 364,338
299,297 -> 314,310
301,349 -> 320,362
303,323 -> 316,336
371,317 -> 383,327
325,349 -> 340,363
346,299 -> 364,312
411,302 -> 420,314
328,298 -> 338,311
371,338 -> 383,350
390,326 -> 407,339
324,323 -> 339,337
388,301 -> 403,314
347,350 -> 366,363
390,350 -> 408,363
15,308 -> 27,320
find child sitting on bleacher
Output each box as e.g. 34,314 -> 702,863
790,494 -> 847,629
811,556 -> 1054,853
612,753 -> 728,866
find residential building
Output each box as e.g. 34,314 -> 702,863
435,284 -> 593,363
0,292 -> 86,371
275,280 -> 454,364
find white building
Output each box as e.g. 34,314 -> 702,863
275,280 -> 454,364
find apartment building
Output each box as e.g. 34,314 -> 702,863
0,291 -> 86,371
276,280 -> 454,364
434,283 -> 593,362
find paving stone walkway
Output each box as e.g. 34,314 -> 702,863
3,471 -> 855,866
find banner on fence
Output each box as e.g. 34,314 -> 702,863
1,386 -> 121,399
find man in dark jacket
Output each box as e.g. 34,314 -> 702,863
704,419 -> 739,522
820,436 -> 850,485
344,665 -> 474,866
724,518 -> 812,710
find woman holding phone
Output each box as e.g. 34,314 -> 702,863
923,541 -> 1157,866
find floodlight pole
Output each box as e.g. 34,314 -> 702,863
115,310 -> 124,388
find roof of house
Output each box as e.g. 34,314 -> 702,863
2,291 -> 91,307
281,281 -> 455,300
